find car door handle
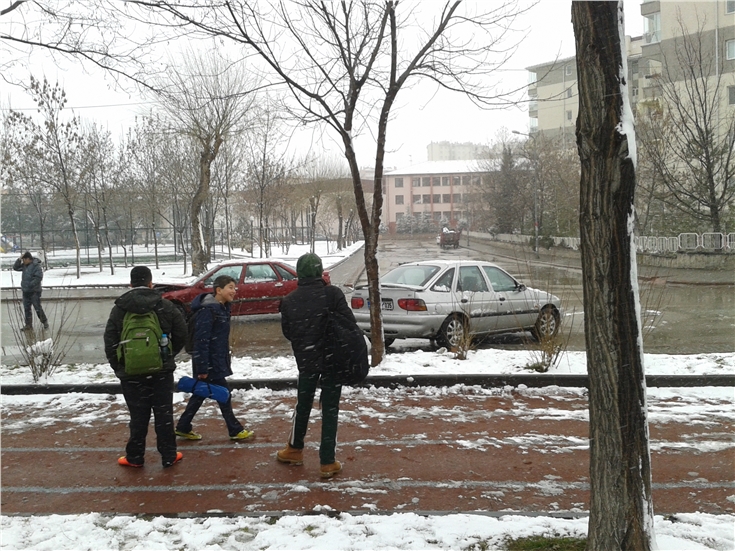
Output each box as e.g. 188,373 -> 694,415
461,298 -> 468,303
275,283 -> 283,287
499,297 -> 506,302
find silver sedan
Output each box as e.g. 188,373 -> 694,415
350,260 -> 562,348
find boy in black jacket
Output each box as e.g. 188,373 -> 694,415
277,253 -> 354,478
104,266 -> 187,468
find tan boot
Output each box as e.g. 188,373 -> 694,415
276,444 -> 303,465
320,461 -> 342,479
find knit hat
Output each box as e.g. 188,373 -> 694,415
296,253 -> 323,279
22,251 -> 32,260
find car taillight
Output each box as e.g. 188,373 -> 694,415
351,297 -> 365,309
398,298 -> 427,311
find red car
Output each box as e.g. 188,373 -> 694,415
156,260 -> 331,317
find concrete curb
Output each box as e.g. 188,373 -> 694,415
2,374 -> 733,395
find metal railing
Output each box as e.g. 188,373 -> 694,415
494,233 -> 734,253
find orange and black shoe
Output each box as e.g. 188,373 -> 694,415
163,452 -> 183,468
118,456 -> 143,468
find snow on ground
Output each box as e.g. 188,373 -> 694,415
1,241 -> 364,289
2,511 -> 733,551
2,240 -> 734,550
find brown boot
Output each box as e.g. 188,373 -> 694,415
320,461 -> 342,479
276,444 -> 303,465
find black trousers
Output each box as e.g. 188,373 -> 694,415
22,290 -> 47,326
176,377 -> 243,436
289,371 -> 342,465
120,372 -> 177,465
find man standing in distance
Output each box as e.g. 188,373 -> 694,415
104,266 -> 187,468
13,251 -> 48,331
277,253 -> 352,478
175,275 -> 254,441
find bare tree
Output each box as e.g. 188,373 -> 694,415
572,3 -> 655,550
153,49 -> 256,275
8,77 -> 86,278
636,16 -> 735,234
127,0 -> 526,363
1,1 -> 164,91
83,124 -> 120,274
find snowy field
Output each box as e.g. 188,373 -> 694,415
2,240 -> 734,550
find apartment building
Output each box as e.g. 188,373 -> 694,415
525,1 -> 734,139
382,160 -> 494,233
426,141 -> 491,161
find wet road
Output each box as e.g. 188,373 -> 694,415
1,238 -> 733,366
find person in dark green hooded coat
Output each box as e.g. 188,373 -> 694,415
276,252 -> 354,478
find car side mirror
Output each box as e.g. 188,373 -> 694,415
516,283 -> 526,292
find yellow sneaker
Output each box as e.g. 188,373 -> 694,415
175,430 -> 202,440
230,429 -> 254,441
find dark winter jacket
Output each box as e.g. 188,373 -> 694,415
104,287 -> 187,379
190,292 -> 233,379
13,257 -> 43,293
279,277 -> 354,374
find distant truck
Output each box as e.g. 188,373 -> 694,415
437,228 -> 461,249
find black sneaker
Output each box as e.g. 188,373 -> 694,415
43,322 -> 49,330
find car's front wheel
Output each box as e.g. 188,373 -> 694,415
437,314 -> 468,349
532,306 -> 560,341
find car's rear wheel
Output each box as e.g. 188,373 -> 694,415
384,338 -> 395,348
532,306 -> 560,341
437,314 -> 467,349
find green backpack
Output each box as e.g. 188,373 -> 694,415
117,310 -> 166,375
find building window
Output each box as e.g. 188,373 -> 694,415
632,87 -> 639,97
411,177 -> 420,188
729,86 -> 735,105
442,176 -> 449,186
461,175 -> 470,186
432,177 -> 440,187
566,110 -> 573,121
728,0 -> 735,14
422,177 -> 430,187
396,212 -> 404,223
565,64 -> 572,76
423,194 -> 431,204
566,87 -> 573,98
727,40 -> 735,61
453,193 -> 462,203
395,177 -> 403,188
443,193 -> 451,203
644,12 -> 660,44
452,176 -> 460,186
413,195 -> 422,204
433,212 -> 442,221
395,195 -> 404,205
433,194 -> 441,204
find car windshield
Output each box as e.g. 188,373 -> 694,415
382,265 -> 440,287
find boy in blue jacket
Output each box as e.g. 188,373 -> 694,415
175,275 -> 253,441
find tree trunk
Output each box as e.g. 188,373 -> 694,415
572,3 -> 655,550
67,207 -> 81,279
191,140 -> 220,275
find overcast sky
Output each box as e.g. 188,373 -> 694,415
2,1 -> 644,170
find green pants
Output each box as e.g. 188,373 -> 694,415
289,371 -> 342,465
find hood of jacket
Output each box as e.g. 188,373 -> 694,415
191,292 -> 223,312
114,287 -> 162,314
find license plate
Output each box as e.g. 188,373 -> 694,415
381,300 -> 393,310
